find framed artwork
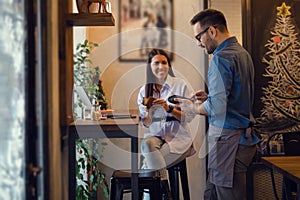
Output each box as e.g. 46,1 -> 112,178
118,0 -> 174,62
242,0 -> 300,133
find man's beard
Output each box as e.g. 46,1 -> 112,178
205,36 -> 217,54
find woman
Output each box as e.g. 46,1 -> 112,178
137,49 -> 195,199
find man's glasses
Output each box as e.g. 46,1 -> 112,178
195,26 -> 210,42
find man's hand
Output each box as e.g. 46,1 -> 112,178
175,90 -> 208,116
175,98 -> 198,114
192,90 -> 208,102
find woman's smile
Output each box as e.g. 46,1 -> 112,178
151,54 -> 169,82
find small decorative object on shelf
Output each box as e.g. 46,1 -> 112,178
76,0 -> 111,13
101,1 -> 111,13
83,105 -> 93,120
92,104 -> 101,120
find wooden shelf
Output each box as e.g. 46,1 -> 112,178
66,13 -> 115,26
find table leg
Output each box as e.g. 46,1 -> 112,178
296,183 -> 300,200
131,136 -> 139,200
69,130 -> 76,200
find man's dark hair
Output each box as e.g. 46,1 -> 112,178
190,9 -> 228,32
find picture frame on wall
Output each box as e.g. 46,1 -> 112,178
118,0 -> 173,62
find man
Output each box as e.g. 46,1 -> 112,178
176,9 -> 260,200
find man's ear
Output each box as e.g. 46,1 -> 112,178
212,26 -> 216,34
210,27 -> 217,38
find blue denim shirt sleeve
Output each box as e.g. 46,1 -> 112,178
203,56 -> 229,119
203,37 -> 255,129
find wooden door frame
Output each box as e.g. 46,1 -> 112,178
25,0 -> 50,199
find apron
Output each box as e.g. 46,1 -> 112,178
207,125 -> 243,188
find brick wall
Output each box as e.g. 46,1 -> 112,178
0,0 -> 25,199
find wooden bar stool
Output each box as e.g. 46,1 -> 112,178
167,159 -> 190,200
110,169 -> 161,200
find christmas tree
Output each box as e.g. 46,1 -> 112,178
255,2 -> 300,133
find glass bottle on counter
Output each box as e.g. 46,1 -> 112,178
92,104 -> 101,121
83,105 -> 92,120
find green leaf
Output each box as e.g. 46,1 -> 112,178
78,173 -> 83,179
74,41 -> 109,198
103,188 -> 109,198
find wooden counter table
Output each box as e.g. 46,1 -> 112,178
68,112 -> 140,200
261,156 -> 300,200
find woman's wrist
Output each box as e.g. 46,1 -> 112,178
167,105 -> 174,113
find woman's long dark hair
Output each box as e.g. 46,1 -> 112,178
145,49 -> 175,98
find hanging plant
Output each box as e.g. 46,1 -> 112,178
76,139 -> 109,199
73,40 -> 109,199
96,79 -> 108,110
73,39 -> 108,118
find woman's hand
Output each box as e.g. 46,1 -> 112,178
153,98 -> 188,121
141,105 -> 152,127
152,98 -> 170,112
142,96 -> 156,109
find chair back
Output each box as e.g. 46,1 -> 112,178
282,132 -> 300,156
266,132 -> 300,156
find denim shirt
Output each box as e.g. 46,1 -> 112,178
204,37 -> 259,187
202,37 -> 259,145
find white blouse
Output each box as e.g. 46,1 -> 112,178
137,77 -> 195,154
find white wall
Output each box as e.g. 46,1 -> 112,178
209,0 -> 242,43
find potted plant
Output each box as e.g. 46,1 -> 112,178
76,139 -> 109,199
73,40 -> 109,199
73,39 -> 108,118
